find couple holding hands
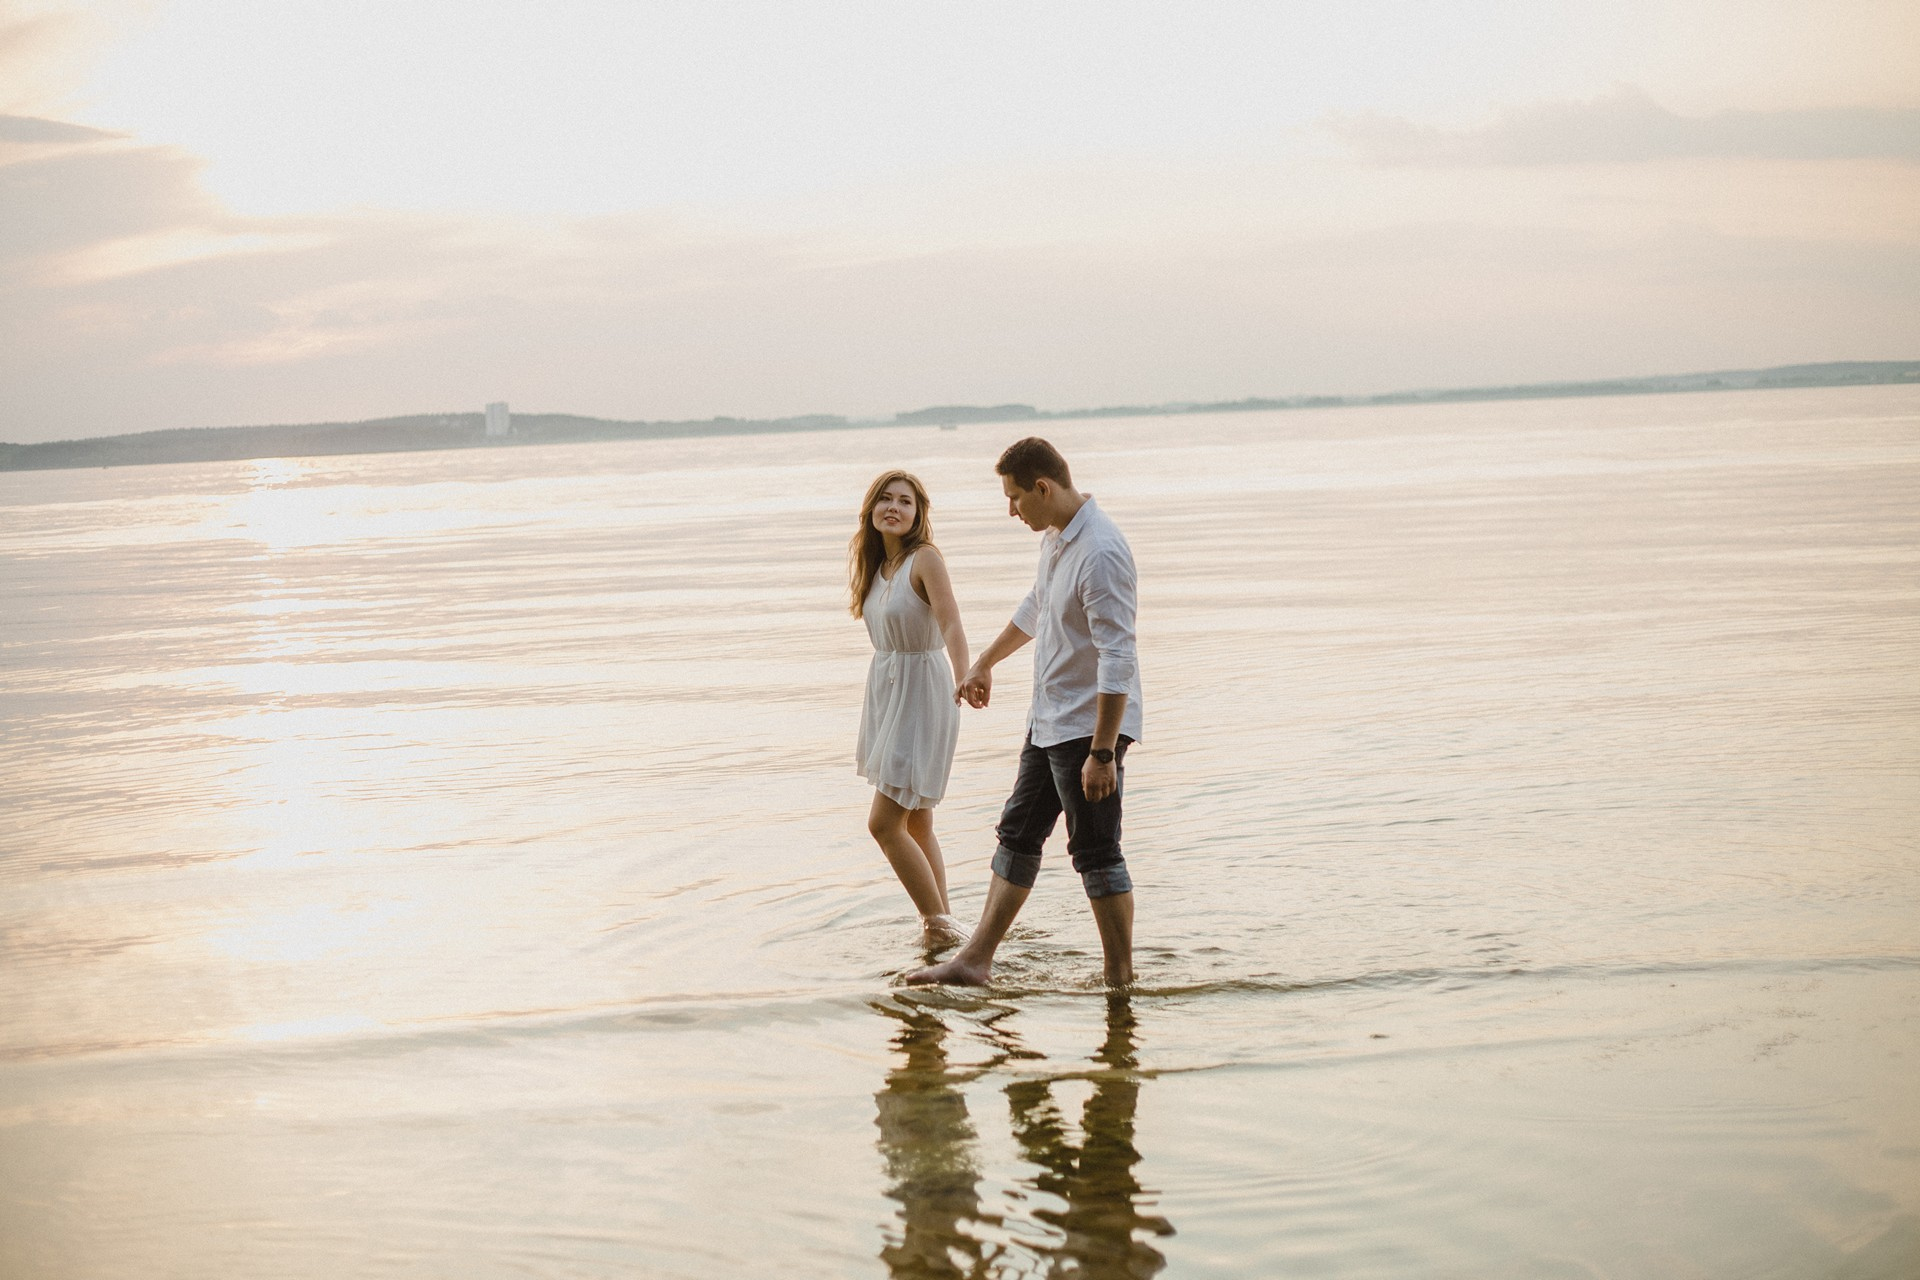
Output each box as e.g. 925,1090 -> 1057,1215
851,437 -> 1144,987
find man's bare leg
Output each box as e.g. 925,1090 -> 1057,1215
904,872 -> 1031,985
1089,890 -> 1134,986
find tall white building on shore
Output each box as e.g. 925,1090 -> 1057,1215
484,401 -> 511,439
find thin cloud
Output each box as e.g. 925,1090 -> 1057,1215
0,7 -> 66,85
3,98 -> 1918,444
1329,89 -> 1920,166
7,197 -> 1917,444
0,111 -> 118,144
0,1 -> 125,116
0,141 -> 219,272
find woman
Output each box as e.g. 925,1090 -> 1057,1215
850,470 -> 969,948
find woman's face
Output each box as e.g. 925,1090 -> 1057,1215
870,480 -> 919,539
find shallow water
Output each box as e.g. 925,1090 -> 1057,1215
3,386 -> 1917,1278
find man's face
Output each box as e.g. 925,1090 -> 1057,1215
1002,474 -> 1049,531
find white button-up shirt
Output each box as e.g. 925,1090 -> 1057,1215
1010,496 -> 1145,748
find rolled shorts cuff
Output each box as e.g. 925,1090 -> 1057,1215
1079,863 -> 1133,899
991,844 -> 1042,890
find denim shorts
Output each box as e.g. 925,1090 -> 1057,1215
989,734 -> 1134,899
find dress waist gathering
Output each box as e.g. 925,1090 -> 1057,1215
874,648 -> 944,684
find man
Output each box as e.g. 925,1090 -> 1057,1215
908,437 -> 1145,987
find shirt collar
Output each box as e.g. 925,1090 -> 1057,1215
1058,494 -> 1098,544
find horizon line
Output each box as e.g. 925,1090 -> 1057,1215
3,358 -> 1917,471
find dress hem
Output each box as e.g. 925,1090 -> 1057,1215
860,770 -> 944,812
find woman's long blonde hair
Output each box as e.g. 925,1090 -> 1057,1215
849,470 -> 934,618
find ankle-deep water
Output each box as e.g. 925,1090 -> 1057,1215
3,386 -> 1917,1278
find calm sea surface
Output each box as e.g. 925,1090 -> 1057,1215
3,387 -> 1918,1279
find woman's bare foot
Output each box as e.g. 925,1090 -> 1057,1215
904,954 -> 991,986
920,914 -> 969,950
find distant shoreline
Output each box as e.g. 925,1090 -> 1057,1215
3,360 -> 1915,474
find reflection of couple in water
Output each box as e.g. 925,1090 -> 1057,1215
851,438 -> 1144,986
874,993 -> 1173,1278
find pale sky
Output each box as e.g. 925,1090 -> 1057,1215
3,0 -> 1917,443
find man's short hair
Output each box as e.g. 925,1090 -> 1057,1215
996,437 -> 1072,491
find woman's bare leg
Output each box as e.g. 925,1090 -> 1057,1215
904,808 -> 950,913
905,808 -> 967,947
868,792 -> 947,919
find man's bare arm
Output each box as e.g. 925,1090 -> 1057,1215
956,621 -> 1032,708
1090,691 -> 1127,752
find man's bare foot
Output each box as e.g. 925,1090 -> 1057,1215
903,954 -> 992,986
921,914 -> 969,950
1104,964 -> 1135,987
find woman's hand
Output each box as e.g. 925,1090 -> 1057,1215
956,665 -> 991,708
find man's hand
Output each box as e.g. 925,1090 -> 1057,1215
1082,755 -> 1117,802
956,665 -> 992,708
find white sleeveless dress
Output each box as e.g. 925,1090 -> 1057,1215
857,549 -> 959,811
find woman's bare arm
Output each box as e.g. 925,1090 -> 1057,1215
912,547 -> 970,690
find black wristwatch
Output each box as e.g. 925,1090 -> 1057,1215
1089,747 -> 1115,765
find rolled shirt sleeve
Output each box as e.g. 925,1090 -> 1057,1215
1010,582 -> 1042,637
1081,547 -> 1138,695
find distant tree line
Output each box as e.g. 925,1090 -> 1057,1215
3,361 -> 1914,473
